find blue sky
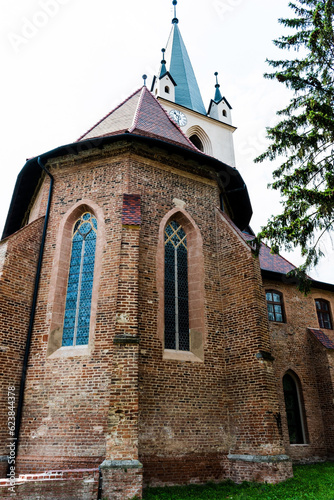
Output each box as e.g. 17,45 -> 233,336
1,0 -> 333,282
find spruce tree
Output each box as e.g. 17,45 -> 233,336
255,0 -> 334,290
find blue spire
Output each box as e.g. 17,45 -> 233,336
159,48 -> 167,78
164,2 -> 206,115
214,72 -> 223,103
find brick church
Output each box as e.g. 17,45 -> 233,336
1,2 -> 334,498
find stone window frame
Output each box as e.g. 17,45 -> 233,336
282,370 -> 308,446
265,289 -> 286,323
46,200 -> 105,358
186,125 -> 213,156
157,207 -> 205,363
315,298 -> 333,330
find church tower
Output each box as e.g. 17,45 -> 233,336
152,0 -> 236,166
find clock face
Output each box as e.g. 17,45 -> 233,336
169,109 -> 187,127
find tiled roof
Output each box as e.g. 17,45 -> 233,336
308,328 -> 334,349
217,211 -> 297,274
241,231 -> 296,274
258,243 -> 296,274
122,194 -> 141,226
77,86 -> 201,153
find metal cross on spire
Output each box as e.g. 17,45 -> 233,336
172,0 -> 178,24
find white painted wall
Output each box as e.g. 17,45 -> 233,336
158,98 -> 236,167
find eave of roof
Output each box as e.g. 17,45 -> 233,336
261,269 -> 334,292
2,132 -> 252,239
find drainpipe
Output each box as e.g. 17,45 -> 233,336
97,465 -> 103,499
7,157 -> 54,477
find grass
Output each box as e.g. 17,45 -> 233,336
143,462 -> 334,499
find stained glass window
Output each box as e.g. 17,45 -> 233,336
62,212 -> 97,347
164,221 -> 189,351
266,290 -> 285,323
283,373 -> 307,444
315,299 -> 332,329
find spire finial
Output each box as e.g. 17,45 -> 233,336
214,72 -> 223,102
159,48 -> 167,78
172,0 -> 178,24
142,74 -> 147,87
161,48 -> 166,64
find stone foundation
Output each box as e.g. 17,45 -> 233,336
0,469 -> 99,500
227,454 -> 293,484
100,460 -> 143,500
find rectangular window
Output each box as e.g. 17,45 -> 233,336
266,290 -> 285,323
315,299 -> 332,329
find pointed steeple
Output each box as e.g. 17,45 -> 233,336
159,49 -> 167,78
162,1 -> 206,115
214,72 -> 223,103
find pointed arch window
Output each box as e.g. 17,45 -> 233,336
283,372 -> 307,444
189,134 -> 204,152
164,221 -> 189,351
62,212 -> 97,347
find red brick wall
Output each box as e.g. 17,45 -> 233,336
125,152 -> 291,485
0,218 -> 44,469
0,469 -> 99,500
310,337 -> 334,454
263,278 -> 334,460
5,143 -> 325,495
9,149 -> 142,491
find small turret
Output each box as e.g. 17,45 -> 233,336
207,72 -> 232,125
151,48 -> 177,102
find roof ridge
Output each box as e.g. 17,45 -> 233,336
149,90 -> 204,153
76,87 -> 142,142
128,87 -> 146,133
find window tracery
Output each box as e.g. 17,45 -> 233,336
62,212 -> 97,346
164,221 -> 189,351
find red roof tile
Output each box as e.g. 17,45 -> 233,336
217,210 -> 297,275
308,328 -> 334,349
77,86 -> 203,154
258,243 -> 296,274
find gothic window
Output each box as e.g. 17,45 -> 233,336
266,290 -> 285,323
222,109 -> 227,117
315,299 -> 332,329
62,212 -> 97,347
165,86 -> 170,94
189,134 -> 204,152
283,372 -> 307,444
164,221 -> 189,351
